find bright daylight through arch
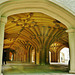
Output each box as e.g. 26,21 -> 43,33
60,47 -> 70,64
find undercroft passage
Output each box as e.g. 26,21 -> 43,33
3,12 -> 69,73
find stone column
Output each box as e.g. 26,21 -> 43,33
30,49 -> 32,63
51,51 -> 55,62
0,16 -> 7,74
66,29 -> 75,73
36,50 -> 40,65
27,49 -> 30,63
55,53 -> 58,62
46,49 -> 49,64
58,51 -> 60,62
35,49 -> 36,64
40,48 -> 46,65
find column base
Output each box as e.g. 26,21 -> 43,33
40,63 -> 46,65
45,63 -> 50,65
69,70 -> 75,74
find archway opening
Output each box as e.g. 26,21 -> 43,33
49,43 -> 69,64
49,42 -> 69,73
60,47 -> 70,64
2,12 -> 69,74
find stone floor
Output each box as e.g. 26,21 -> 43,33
1,73 -> 75,75
1,61 -> 75,75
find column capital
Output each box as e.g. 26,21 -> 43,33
0,16 -> 7,24
66,28 -> 75,33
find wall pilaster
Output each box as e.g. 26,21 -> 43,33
0,16 -> 7,74
66,28 -> 75,73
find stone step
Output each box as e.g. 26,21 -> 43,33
2,73 -> 75,75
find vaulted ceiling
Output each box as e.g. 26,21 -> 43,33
4,12 -> 69,52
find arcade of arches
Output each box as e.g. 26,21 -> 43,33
3,12 -> 69,65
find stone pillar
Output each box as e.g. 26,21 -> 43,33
35,49 -> 36,64
27,46 -> 31,63
56,52 -> 59,62
40,48 -> 46,65
51,51 -> 55,62
66,29 -> 75,73
0,16 -> 7,74
36,50 -> 40,65
30,49 -> 32,63
27,49 -> 30,63
46,49 -> 49,64
14,53 -> 16,61
58,51 -> 60,62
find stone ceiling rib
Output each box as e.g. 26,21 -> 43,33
4,12 -> 68,52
